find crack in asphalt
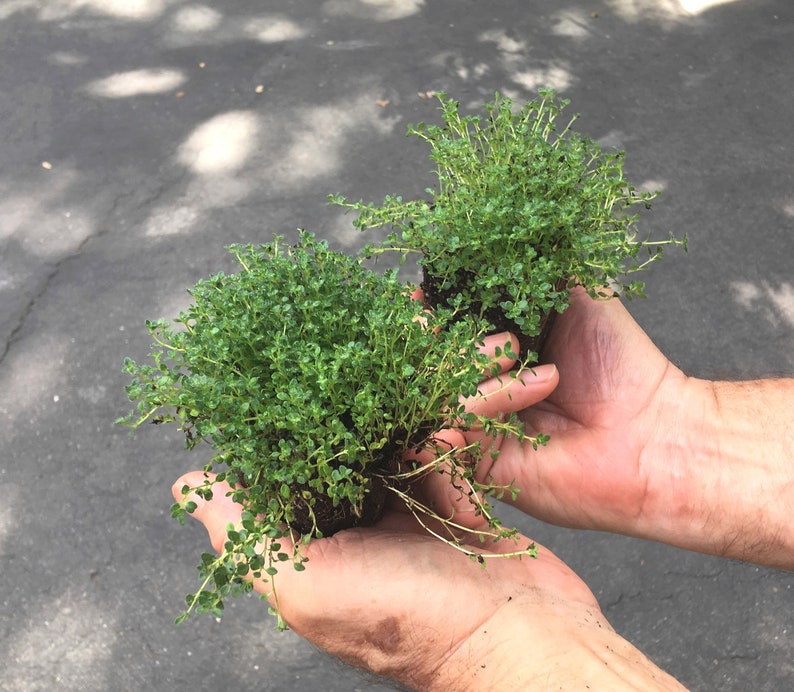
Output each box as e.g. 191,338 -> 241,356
0,175 -> 176,367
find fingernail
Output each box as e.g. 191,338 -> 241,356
529,363 -> 557,382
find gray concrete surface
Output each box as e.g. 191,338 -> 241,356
1,1 -> 792,690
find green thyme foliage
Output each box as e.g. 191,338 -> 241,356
120,231 -> 532,621
332,90 -> 685,340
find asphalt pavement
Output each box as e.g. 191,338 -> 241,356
1,1 -> 793,690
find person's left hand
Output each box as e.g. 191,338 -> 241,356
173,463 -> 623,690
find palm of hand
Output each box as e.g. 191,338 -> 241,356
494,288 -> 684,532
287,508 -> 603,680
178,471 -> 605,688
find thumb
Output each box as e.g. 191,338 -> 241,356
172,471 -> 242,554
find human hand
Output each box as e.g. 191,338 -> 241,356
462,287 -> 794,569
466,287 -> 697,544
173,466 -> 682,691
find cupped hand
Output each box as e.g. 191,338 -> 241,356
174,467 -> 617,691
468,287 -> 694,540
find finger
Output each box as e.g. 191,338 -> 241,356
406,428 -> 489,530
415,365 -> 558,509
459,364 -> 559,484
478,332 -> 520,375
172,472 -> 246,554
463,363 -> 558,421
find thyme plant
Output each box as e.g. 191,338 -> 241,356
120,232 -> 540,624
332,90 -> 685,362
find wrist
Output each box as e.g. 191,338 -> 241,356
420,596 -> 684,691
640,376 -> 794,568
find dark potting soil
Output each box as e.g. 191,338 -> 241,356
421,267 -> 559,365
288,475 -> 389,535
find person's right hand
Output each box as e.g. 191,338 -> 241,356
461,287 -> 699,547
458,286 -> 794,569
